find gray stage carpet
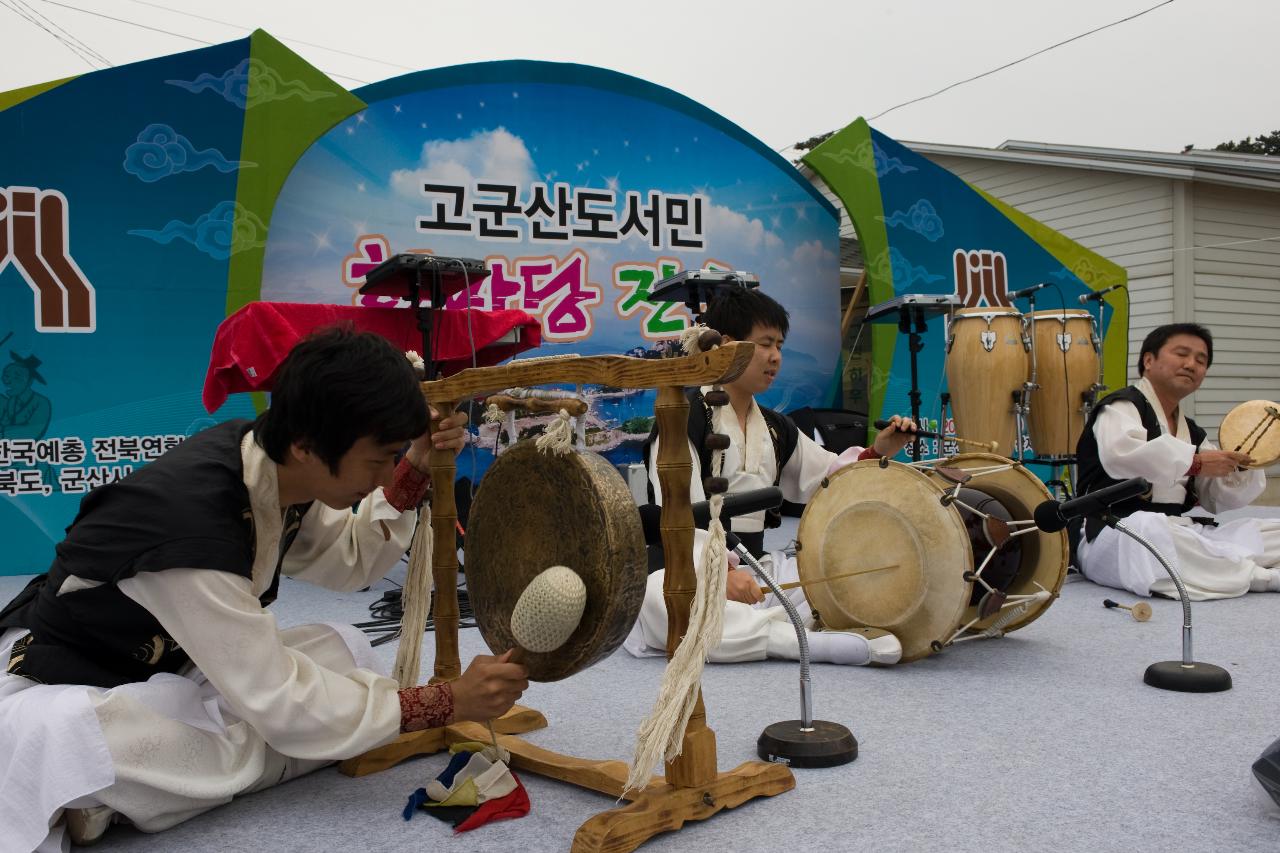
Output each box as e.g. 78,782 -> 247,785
4,511 -> 1279,853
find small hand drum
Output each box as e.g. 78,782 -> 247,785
1218,400 -> 1280,469
464,440 -> 647,681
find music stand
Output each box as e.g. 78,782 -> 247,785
648,268 -> 760,324
865,294 -> 959,461
359,253 -> 490,380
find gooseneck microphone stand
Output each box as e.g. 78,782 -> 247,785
729,534 -> 858,767
1105,514 -> 1233,692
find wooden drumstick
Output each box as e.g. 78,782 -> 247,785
758,563 -> 899,595
1103,598 -> 1153,622
873,419 -> 999,453
486,566 -> 588,749
949,436 -> 1000,452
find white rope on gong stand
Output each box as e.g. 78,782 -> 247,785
392,350 -> 434,689
392,502 -> 434,688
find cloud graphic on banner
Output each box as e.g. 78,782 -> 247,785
869,246 -> 946,288
128,200 -> 267,260
817,139 -> 917,178
123,123 -> 253,182
872,140 -> 918,176
878,199 -> 945,242
390,127 -> 537,197
166,58 -> 336,109
1069,256 -> 1105,287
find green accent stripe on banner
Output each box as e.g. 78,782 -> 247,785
803,118 -> 895,436
0,76 -> 78,113
225,30 -> 366,318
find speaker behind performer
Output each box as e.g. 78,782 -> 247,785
624,287 -> 918,667
0,327 -> 528,849
1074,322 -> 1280,600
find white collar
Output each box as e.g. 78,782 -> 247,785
1135,376 -> 1186,440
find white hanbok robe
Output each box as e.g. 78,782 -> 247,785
625,396 -> 862,661
0,433 -> 415,853
1078,377 -> 1280,600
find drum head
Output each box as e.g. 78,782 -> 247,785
797,460 -> 971,662
465,440 -> 647,681
1219,400 -> 1280,468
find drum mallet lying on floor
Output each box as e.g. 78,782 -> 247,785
1103,598 -> 1152,622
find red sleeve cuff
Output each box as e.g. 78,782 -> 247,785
399,681 -> 454,732
1186,454 -> 1202,478
384,457 -> 431,513
857,446 -> 882,461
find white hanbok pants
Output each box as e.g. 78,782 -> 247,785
0,622 -> 381,853
1079,511 -> 1280,600
623,551 -> 813,662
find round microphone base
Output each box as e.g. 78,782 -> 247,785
757,720 -> 858,768
1144,660 -> 1232,693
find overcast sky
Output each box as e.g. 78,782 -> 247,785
2,0 -> 1274,156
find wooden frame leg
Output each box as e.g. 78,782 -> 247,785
337,704 -> 548,777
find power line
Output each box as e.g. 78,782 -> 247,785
13,0 -> 110,66
1,0 -> 101,69
121,0 -> 418,72
781,0 -> 1178,153
868,0 -> 1177,121
40,0 -> 215,45
35,0 -> 371,84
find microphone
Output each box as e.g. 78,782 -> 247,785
1032,477 -> 1150,533
1008,282 -> 1049,300
638,486 -> 782,545
1078,284 -> 1125,304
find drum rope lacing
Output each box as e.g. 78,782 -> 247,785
903,457 -> 1061,651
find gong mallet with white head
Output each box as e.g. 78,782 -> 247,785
485,565 -> 587,749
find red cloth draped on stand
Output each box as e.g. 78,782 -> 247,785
202,302 -> 542,412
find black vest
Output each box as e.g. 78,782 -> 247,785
1075,386 -> 1205,541
1,420 -> 310,687
643,388 -> 799,557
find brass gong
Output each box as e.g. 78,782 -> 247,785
464,439 -> 647,681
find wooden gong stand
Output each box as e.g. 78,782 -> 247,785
338,342 -> 794,851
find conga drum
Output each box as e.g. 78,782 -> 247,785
945,308 -> 1027,454
795,453 -> 1068,662
1219,400 -> 1280,469
464,439 -> 648,681
1026,309 -> 1099,457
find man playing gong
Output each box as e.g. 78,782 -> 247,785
625,287 -> 918,666
1075,322 -> 1280,600
0,327 -> 528,849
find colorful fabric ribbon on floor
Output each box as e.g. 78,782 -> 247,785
401,742 -> 529,832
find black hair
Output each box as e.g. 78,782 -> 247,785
1137,323 -> 1214,377
252,324 -> 429,473
700,286 -> 789,340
